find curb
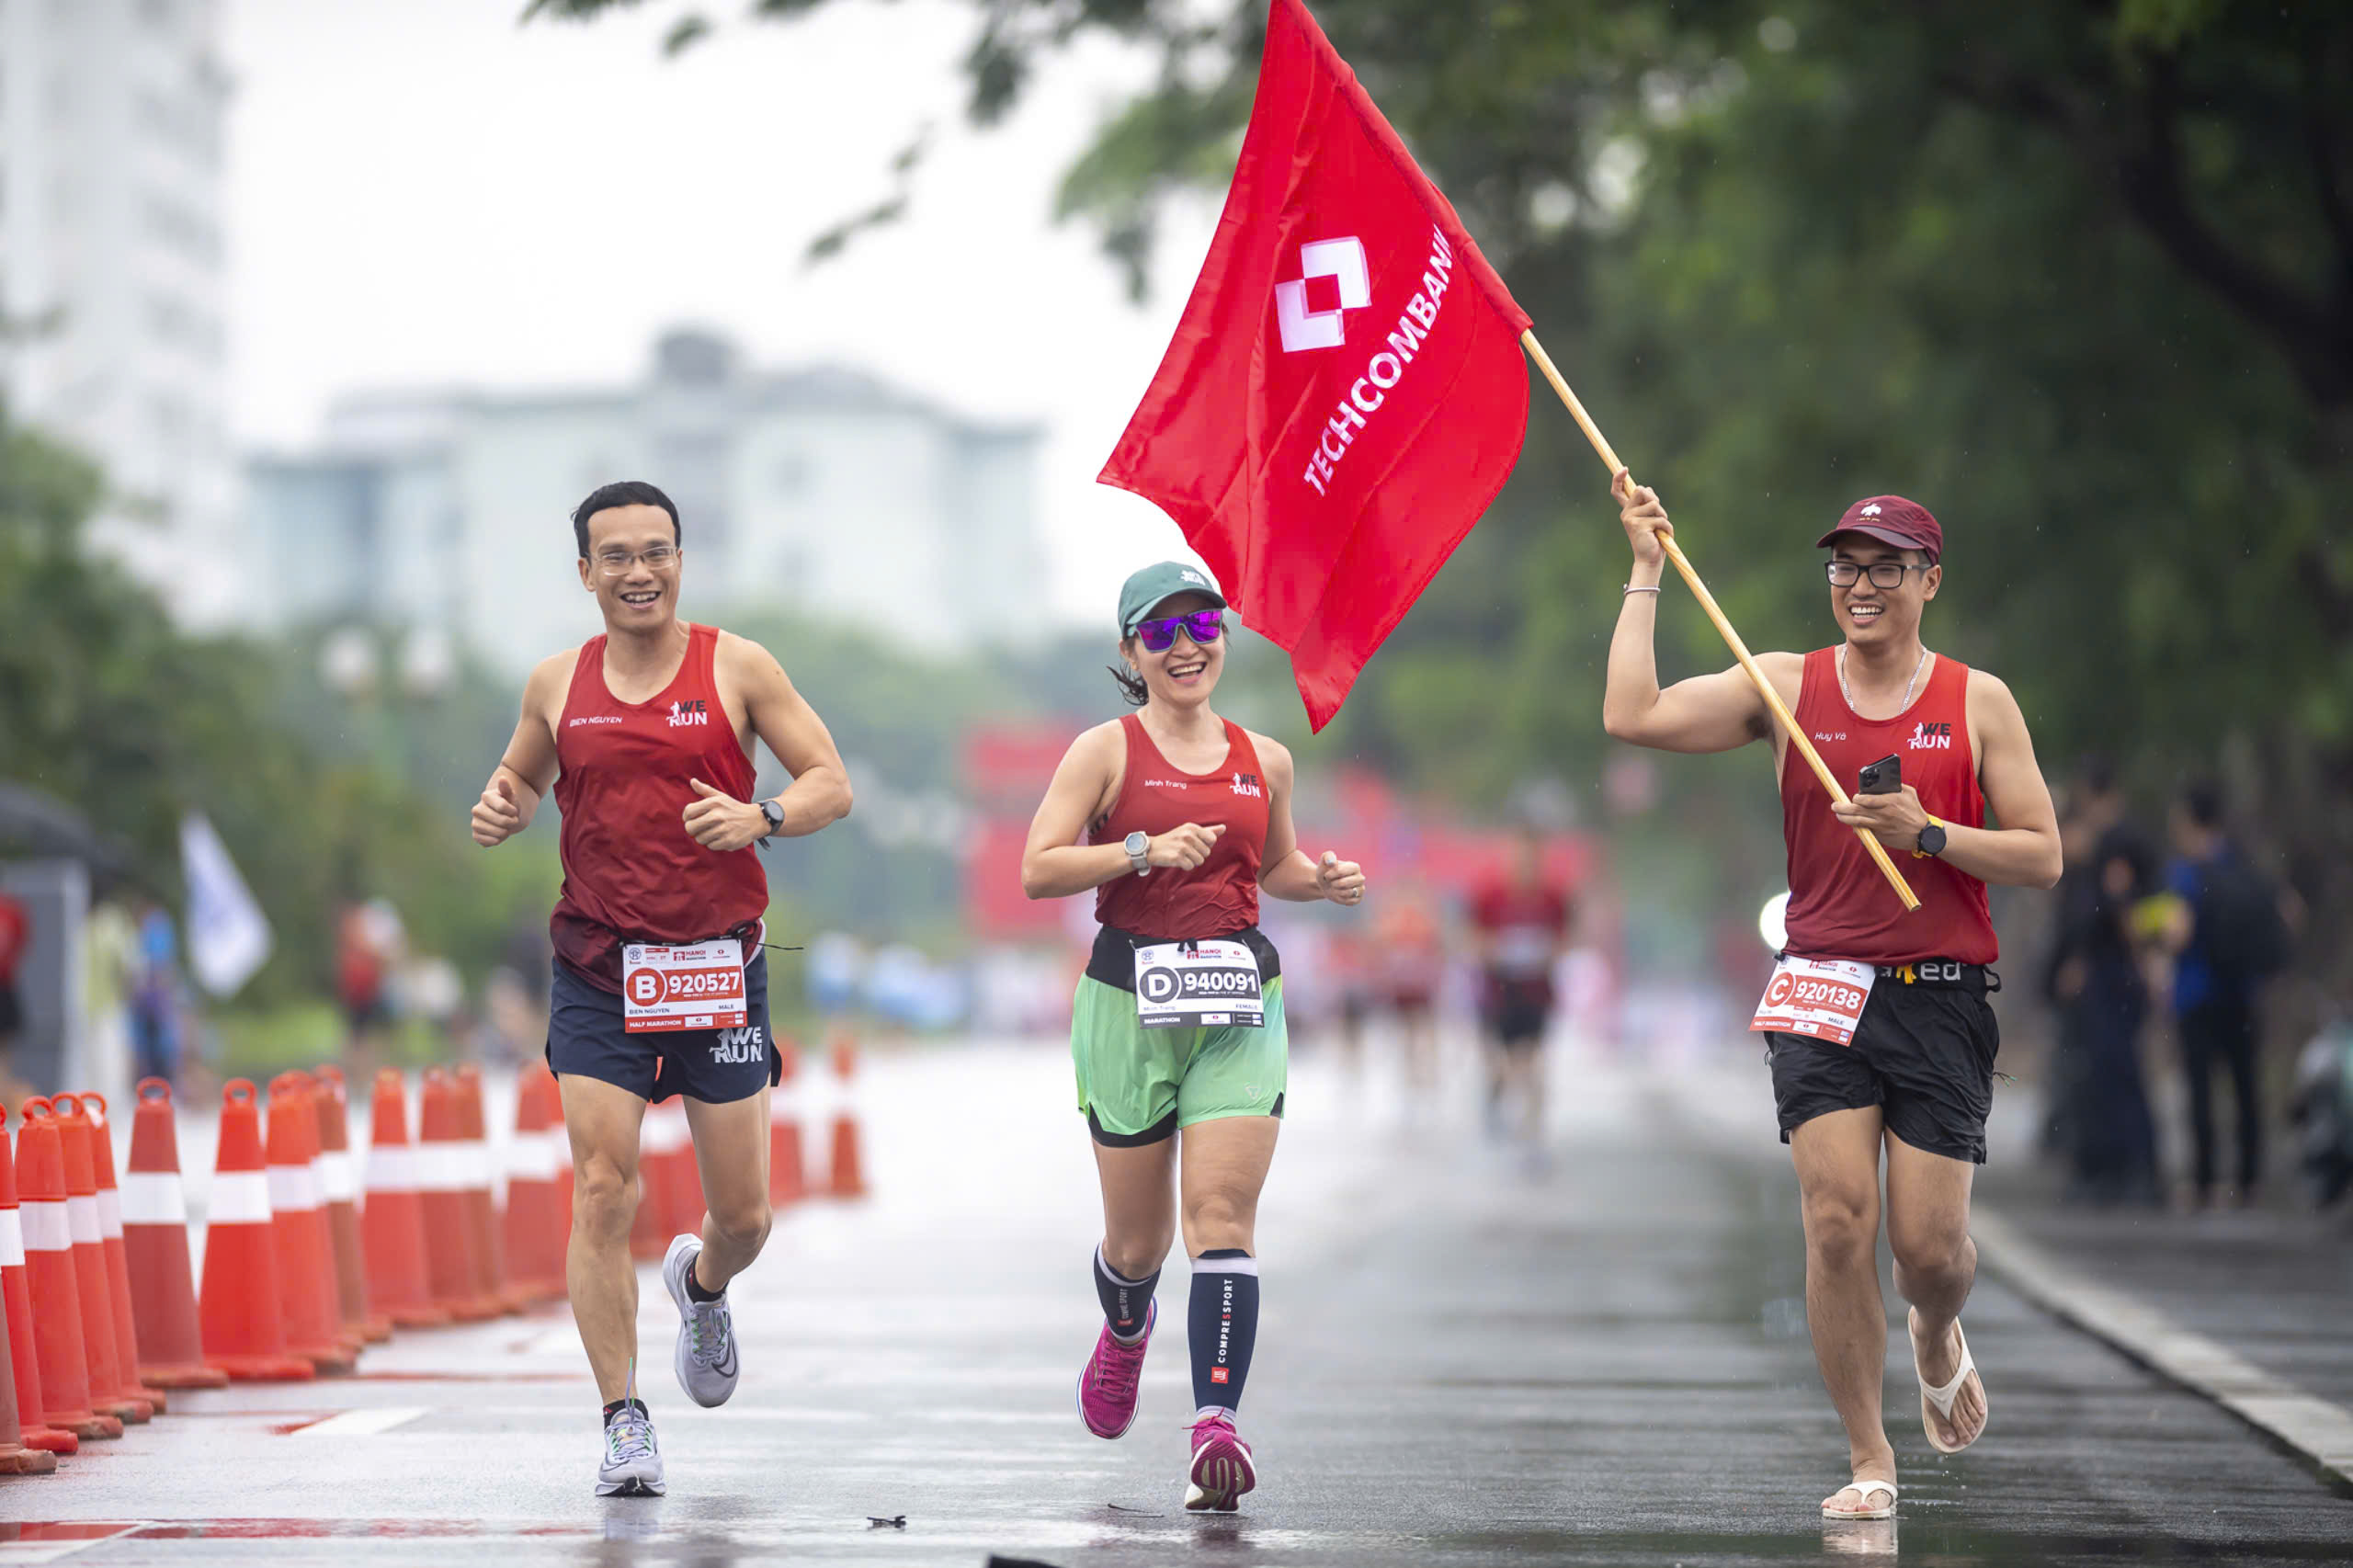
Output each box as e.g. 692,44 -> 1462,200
1973,1205 -> 2353,1490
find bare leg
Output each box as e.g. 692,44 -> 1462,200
1177,1116 -> 1280,1257
1884,1131 -> 1986,1449
1094,1135 -> 1178,1282
1790,1107 -> 1898,1511
560,1074 -> 650,1403
683,1088 -> 774,1294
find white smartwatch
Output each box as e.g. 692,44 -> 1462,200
1123,830 -> 1151,876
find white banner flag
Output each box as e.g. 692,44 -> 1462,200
180,812 -> 272,997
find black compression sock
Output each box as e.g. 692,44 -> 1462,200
1188,1248 -> 1259,1415
603,1397 -> 648,1425
1094,1244 -> 1161,1342
685,1262 -> 725,1304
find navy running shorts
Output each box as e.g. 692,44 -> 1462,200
546,952 -> 779,1105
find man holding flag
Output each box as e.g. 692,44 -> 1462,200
1605,483 -> 2061,1517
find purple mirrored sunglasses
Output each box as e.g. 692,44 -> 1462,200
1132,608 -> 1225,653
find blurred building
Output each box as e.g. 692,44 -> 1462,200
245,328 -> 1045,673
0,0 -> 238,623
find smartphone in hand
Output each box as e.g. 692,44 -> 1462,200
1857,754 -> 1903,795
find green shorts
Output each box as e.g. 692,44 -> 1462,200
1071,974 -> 1289,1145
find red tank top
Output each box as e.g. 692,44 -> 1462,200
1779,647 -> 1996,966
549,623 -> 767,990
1090,715 -> 1268,940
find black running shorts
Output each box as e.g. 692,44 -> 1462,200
1764,972 -> 1999,1164
546,952 -> 779,1105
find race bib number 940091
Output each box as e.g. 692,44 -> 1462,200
1133,937 -> 1265,1030
1749,955 -> 1874,1047
622,939 -> 747,1034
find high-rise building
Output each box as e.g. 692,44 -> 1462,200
246,328 -> 1044,674
0,0 -> 237,622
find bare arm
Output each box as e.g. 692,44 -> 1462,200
1256,736 -> 1365,904
1019,724 -> 1151,899
1831,671 -> 2063,889
471,653 -> 570,847
1600,476 -> 1785,753
733,637 -> 852,837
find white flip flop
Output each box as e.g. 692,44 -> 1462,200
1822,1476 -> 1897,1520
1911,1310 -> 1985,1455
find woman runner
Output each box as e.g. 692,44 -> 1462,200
1020,562 -> 1367,1512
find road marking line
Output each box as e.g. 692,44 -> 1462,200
0,1526 -> 148,1563
1975,1206 -> 2353,1486
287,1406 -> 429,1437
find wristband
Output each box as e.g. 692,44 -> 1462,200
1622,584 -> 1661,596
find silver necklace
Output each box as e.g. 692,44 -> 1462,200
1839,643 -> 1928,716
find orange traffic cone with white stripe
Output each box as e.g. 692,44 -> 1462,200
0,1112 -> 82,1450
117,1081 -> 226,1390
197,1081 -> 313,1381
72,1094 -> 171,1415
768,1035 -> 807,1208
454,1067 -> 519,1313
501,1063 -> 564,1305
266,1074 -> 358,1373
42,1097 -> 152,1423
824,1030 -> 868,1199
312,1068 -> 389,1344
358,1071 -> 447,1329
417,1069 -> 498,1322
0,1267 -> 56,1472
15,1101 -> 127,1434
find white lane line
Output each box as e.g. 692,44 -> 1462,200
1975,1206 -> 2353,1486
0,1526 -> 148,1563
286,1406 -> 430,1437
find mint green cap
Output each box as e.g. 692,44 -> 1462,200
1117,561 -> 1227,637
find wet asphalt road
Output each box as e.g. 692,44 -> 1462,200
4,1039 -> 2347,1565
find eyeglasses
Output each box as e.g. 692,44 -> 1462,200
1826,560 -> 1930,590
593,545 -> 679,575
1133,608 -> 1225,653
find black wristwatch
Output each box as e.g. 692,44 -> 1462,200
1915,817 -> 1948,858
758,799 -> 785,842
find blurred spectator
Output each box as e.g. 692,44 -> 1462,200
0,890 -> 28,1106
84,898 -> 140,1092
1373,884 -> 1444,1097
1469,824 -> 1574,1148
336,896 -> 406,1062
2165,780 -> 2291,1208
2041,763 -> 2162,1206
129,902 -> 186,1091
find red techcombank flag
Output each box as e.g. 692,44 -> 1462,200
1099,0 -> 1532,731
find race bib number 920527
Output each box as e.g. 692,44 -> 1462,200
622,939 -> 747,1034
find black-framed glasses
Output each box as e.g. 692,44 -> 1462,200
594,545 -> 679,575
1133,608 -> 1225,653
1826,561 -> 1929,590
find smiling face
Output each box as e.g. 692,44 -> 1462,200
577,502 -> 683,632
1120,590 -> 1225,708
1826,533 -> 1939,649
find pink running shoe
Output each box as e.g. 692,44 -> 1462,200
1076,1299 -> 1155,1439
1185,1413 -> 1256,1512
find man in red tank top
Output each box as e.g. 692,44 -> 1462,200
470,481 -> 852,1496
1603,480 -> 2060,1522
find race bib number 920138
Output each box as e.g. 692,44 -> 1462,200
622,938 -> 747,1034
1749,955 -> 1874,1047
1133,937 -> 1265,1030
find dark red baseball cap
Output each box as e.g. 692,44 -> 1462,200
1816,495 -> 1941,562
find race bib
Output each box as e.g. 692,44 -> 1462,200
622,939 -> 747,1034
1133,938 -> 1264,1029
1750,955 -> 1874,1046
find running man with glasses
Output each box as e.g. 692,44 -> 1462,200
471,481 -> 853,1496
1020,562 -> 1366,1513
1602,485 -> 2060,1522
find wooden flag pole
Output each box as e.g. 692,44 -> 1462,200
1519,329 -> 1920,914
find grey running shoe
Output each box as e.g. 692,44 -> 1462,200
596,1405 -> 665,1496
663,1233 -> 741,1408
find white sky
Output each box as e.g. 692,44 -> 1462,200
222,0 -> 1219,627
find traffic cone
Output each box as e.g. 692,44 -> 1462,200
41,1097 -> 152,1423
0,1264 -> 57,1472
768,1036 -> 806,1208
197,1081 -> 313,1381
417,1070 -> 498,1321
631,1096 -> 685,1262
452,1067 -> 519,1313
73,1094 -> 172,1414
117,1080 -> 226,1390
824,1030 -> 867,1199
500,1064 -> 564,1305
358,1071 -> 448,1329
661,1100 -> 705,1244
265,1074 -> 358,1373
14,1101 -> 127,1434
0,1113 -> 81,1451
312,1068 -> 389,1344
